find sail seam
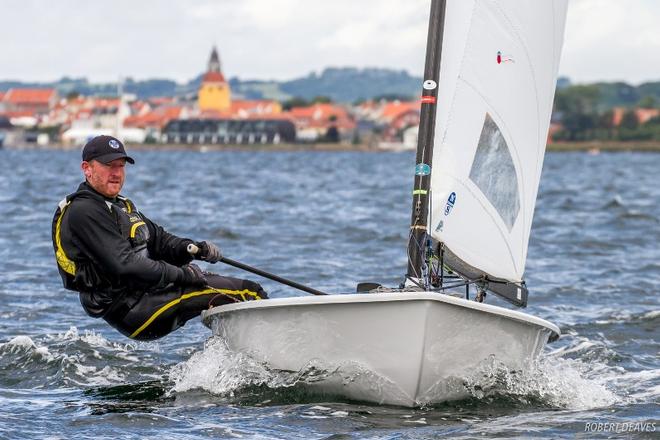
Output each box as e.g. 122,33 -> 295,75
438,0 -> 477,148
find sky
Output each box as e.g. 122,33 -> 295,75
1,0 -> 658,85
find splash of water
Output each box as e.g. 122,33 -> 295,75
461,353 -> 618,410
169,337 -> 272,396
169,333 -> 628,410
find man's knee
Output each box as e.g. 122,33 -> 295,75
242,279 -> 268,299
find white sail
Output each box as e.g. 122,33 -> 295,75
429,0 -> 568,282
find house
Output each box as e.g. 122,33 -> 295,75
123,104 -> 189,141
378,101 -> 420,142
60,96 -> 143,145
231,100 -> 282,118
612,107 -> 660,126
1,88 -> 58,115
353,99 -> 420,146
286,103 -> 356,142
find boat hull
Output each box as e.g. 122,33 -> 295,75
201,292 -> 559,407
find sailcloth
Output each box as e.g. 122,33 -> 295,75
429,0 -> 568,283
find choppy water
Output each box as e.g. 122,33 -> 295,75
0,148 -> 658,439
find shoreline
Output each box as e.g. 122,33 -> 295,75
547,141 -> 660,152
4,140 -> 660,153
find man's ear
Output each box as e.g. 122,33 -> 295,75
81,161 -> 92,179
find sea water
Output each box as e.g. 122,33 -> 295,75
0,148 -> 657,439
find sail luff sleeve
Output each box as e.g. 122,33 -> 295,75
406,0 -> 447,282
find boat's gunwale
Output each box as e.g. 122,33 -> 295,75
201,291 -> 560,338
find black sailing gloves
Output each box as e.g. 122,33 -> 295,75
179,263 -> 207,287
176,241 -> 220,287
195,241 -> 222,263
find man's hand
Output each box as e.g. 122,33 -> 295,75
179,263 -> 207,287
195,241 -> 222,263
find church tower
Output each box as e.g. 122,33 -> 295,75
198,46 -> 231,112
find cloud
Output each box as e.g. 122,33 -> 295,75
0,0 -> 657,84
560,0 -> 660,84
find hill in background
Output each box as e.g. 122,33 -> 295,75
1,68 -> 659,109
0,67 -> 419,103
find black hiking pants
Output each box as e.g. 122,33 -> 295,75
103,273 -> 267,340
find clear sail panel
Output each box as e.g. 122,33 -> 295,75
469,113 -> 520,231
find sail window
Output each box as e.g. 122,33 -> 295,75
469,114 -> 520,231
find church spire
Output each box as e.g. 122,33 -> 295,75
208,46 -> 221,73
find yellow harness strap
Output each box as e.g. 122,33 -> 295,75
54,198 -> 76,276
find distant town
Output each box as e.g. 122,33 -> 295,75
1,47 -> 659,150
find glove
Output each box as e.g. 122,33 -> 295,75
196,241 -> 222,263
179,263 -> 207,287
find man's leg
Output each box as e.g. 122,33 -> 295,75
104,275 -> 267,340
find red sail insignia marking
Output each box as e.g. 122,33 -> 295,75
497,51 -> 515,64
420,95 -> 436,104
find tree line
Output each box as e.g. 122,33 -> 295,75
552,82 -> 660,142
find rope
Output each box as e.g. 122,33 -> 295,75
201,270 -> 246,308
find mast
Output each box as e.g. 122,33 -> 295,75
406,0 -> 447,284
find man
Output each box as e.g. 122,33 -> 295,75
52,135 -> 267,340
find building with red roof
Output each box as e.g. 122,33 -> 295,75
124,105 -> 188,130
1,88 -> 58,115
286,102 -> 356,141
612,107 -> 660,126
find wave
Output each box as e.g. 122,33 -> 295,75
0,327 -> 153,389
169,335 -> 628,410
593,309 -> 660,325
602,194 -> 626,209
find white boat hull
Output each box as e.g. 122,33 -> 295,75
201,292 -> 559,407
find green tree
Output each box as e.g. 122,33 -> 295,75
373,93 -> 415,102
643,116 -> 660,140
616,109 -> 651,141
619,109 -> 639,130
595,109 -> 615,140
638,95 -> 657,109
282,97 -> 309,110
311,96 -> 332,104
553,85 -> 600,140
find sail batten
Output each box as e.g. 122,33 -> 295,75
428,0 -> 568,286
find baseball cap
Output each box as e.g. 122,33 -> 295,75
82,135 -> 135,164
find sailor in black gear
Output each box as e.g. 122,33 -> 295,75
52,135 -> 267,340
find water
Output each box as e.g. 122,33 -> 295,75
0,148 -> 658,439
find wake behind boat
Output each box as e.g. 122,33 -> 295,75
202,0 -> 569,407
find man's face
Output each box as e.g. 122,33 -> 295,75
81,158 -> 126,198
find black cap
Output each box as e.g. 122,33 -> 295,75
82,135 -> 135,164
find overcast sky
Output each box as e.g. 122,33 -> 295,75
1,0 -> 658,85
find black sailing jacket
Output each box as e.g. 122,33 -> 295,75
52,181 -> 194,317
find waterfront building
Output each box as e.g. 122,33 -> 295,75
353,99 -> 420,148
287,103 -> 356,142
162,118 -> 295,145
0,88 -> 58,127
59,96 -> 142,145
